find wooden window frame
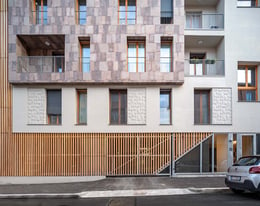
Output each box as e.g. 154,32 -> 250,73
118,0 -> 137,24
33,0 -> 47,24
160,89 -> 172,125
194,90 -> 211,125
79,40 -> 90,72
77,89 -> 87,125
109,90 -> 127,125
160,40 -> 173,72
127,40 -> 146,72
75,0 -> 87,24
238,65 -> 258,101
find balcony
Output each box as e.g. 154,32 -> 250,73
17,56 -> 64,73
186,13 -> 224,30
185,59 -> 224,76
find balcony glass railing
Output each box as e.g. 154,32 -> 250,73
185,13 -> 224,29
17,56 -> 65,73
185,59 -> 225,76
237,0 -> 260,7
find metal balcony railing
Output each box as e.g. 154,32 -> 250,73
185,13 -> 224,29
237,0 -> 260,7
184,59 -> 225,76
17,56 -> 65,73
79,57 -> 90,72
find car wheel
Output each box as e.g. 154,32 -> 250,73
231,188 -> 244,194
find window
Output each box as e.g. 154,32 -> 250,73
237,0 -> 259,7
186,12 -> 202,29
160,38 -> 173,72
128,39 -> 145,72
161,0 -> 173,24
189,53 -> 206,76
33,0 -> 47,24
76,0 -> 87,24
119,0 -> 136,24
110,90 -> 127,124
47,90 -> 61,125
238,66 -> 258,101
77,90 -> 87,124
160,90 -> 171,124
79,39 -> 90,72
194,90 -> 211,124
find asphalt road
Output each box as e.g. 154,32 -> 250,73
0,191 -> 259,206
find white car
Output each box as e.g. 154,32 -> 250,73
225,155 -> 260,193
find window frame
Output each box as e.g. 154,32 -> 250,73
237,0 -> 259,7
238,65 -> 258,101
33,0 -> 48,24
79,40 -> 90,72
76,89 -> 87,125
160,89 -> 172,125
109,90 -> 127,125
160,0 -> 173,24
46,89 -> 62,125
194,90 -> 211,125
160,39 -> 173,72
127,40 -> 146,72
118,0 -> 137,24
76,0 -> 87,24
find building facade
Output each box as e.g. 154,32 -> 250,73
0,0 -> 260,176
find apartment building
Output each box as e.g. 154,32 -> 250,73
0,0 -> 260,176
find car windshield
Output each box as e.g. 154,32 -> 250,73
233,157 -> 260,166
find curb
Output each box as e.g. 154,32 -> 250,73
0,187 -> 229,199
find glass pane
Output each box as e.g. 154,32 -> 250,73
195,63 -> 203,75
119,0 -> 126,24
128,43 -> 136,72
202,137 -> 212,172
120,93 -> 127,124
237,68 -> 246,86
82,46 -> 90,72
110,93 -> 119,124
248,67 -> 256,87
175,145 -> 200,173
160,92 -> 170,124
194,92 -> 200,124
127,0 -> 136,24
79,92 -> 87,124
160,44 -> 171,72
138,43 -> 145,57
201,93 -> 209,124
238,90 -> 256,101
256,134 -> 260,155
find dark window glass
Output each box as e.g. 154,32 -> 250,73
110,90 -> 127,124
47,90 -> 61,125
194,90 -> 210,124
161,0 -> 173,24
257,134 -> 260,155
77,90 -> 87,124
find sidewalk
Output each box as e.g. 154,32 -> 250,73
0,176 -> 228,198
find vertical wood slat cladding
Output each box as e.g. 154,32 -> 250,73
0,0 -> 12,176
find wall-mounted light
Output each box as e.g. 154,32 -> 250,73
45,41 -> 50,46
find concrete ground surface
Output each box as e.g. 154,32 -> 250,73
0,176 -> 228,198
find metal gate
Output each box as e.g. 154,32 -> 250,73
107,133 -> 171,176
